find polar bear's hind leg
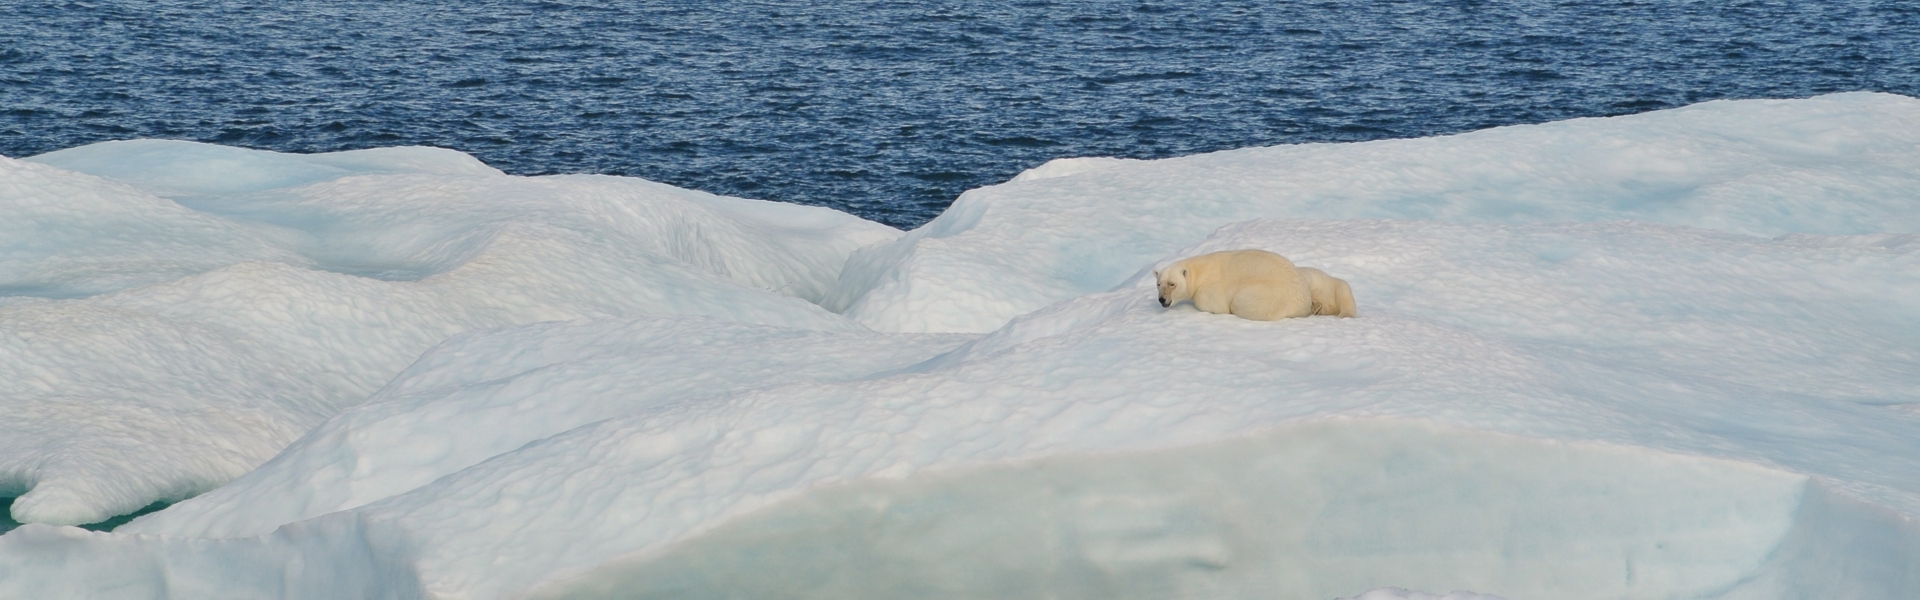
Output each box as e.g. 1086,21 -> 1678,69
1329,277 -> 1355,317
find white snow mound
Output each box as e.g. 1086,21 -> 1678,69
829,92 -> 1920,332
11,216 -> 1918,600
1338,589 -> 1508,600
123,318 -> 973,538
0,154 -> 302,298
0,140 -> 898,526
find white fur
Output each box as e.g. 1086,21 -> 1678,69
1155,249 -> 1313,321
1298,266 -> 1358,318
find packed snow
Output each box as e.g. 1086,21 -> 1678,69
3,93 -> 1919,600
826,92 -> 1920,333
0,141 -> 894,525
1336,590 -> 1507,600
122,318 -> 973,538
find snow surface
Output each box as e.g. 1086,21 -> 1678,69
827,92 -> 1920,333
1,141 -> 896,525
1337,589 -> 1507,600
121,318 -> 973,538
4,94 -> 1920,599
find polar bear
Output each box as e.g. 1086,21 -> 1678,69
1297,266 -> 1357,318
1154,250 -> 1355,321
1155,249 -> 1309,321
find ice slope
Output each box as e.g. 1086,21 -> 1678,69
26,140 -> 897,303
1337,591 -> 1506,600
13,218 -> 1919,599
826,92 -> 1920,333
0,154 -> 303,299
4,95 -> 1920,599
121,318 -> 973,537
1,141 -> 898,526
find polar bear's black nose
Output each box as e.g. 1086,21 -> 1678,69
1159,296 -> 1170,308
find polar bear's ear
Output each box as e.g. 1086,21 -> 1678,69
1180,268 -> 1188,277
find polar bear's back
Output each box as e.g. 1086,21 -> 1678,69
1179,249 -> 1312,320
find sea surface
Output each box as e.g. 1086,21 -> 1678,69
5,0 -> 1918,228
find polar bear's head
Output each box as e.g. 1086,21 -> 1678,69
1153,265 -> 1190,308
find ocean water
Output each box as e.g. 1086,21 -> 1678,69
4,0 -> 1917,228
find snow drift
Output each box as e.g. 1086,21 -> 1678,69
1,141 -> 896,525
3,94 -> 1920,600
120,318 -> 974,538
826,92 -> 1920,333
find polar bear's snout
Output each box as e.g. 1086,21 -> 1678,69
1154,267 -> 1183,309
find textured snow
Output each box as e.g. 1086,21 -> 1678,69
1338,589 -> 1507,600
1,140 -> 895,525
0,153 -> 301,299
4,95 -> 1920,600
828,92 -> 1920,333
84,217 -> 1920,599
123,318 -> 972,538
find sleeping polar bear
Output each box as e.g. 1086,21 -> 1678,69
1154,249 -> 1356,321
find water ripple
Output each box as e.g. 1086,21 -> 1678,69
4,0 -> 1917,228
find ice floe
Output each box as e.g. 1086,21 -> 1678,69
1,141 -> 893,525
3,95 -> 1918,600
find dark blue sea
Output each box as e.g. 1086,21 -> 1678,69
5,0 -> 1918,228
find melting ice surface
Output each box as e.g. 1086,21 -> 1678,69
3,93 -> 1920,599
